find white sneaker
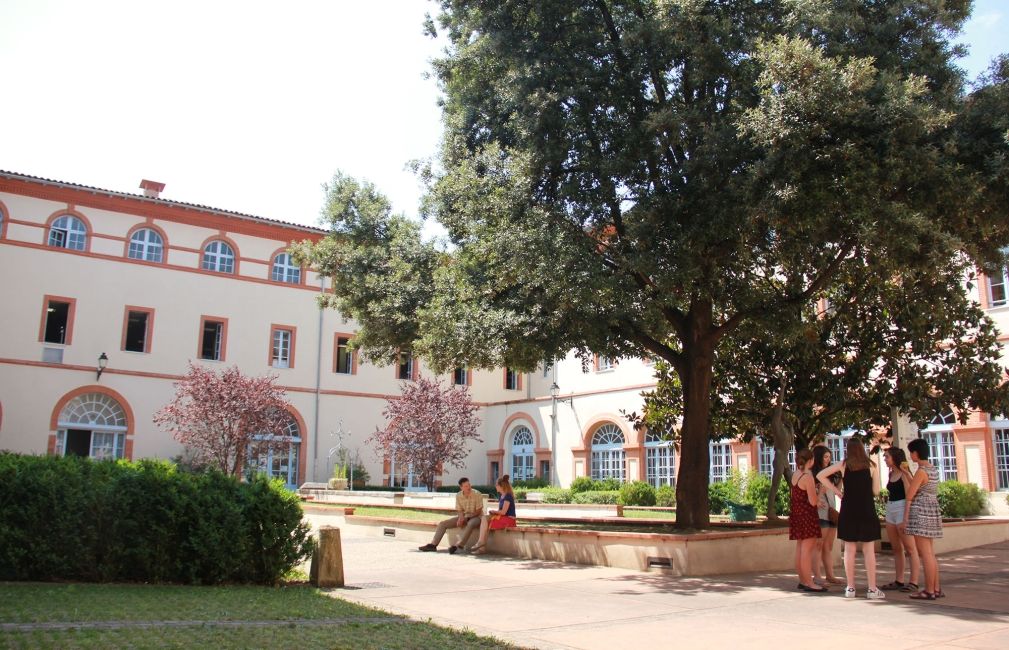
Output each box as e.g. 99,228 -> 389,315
844,587 -> 856,598
866,588 -> 886,600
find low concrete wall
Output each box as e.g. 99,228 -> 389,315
339,514 -> 1009,576
300,490 -> 621,519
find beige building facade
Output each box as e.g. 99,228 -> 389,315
1,170 -> 1007,496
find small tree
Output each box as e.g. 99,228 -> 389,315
370,377 -> 481,491
154,364 -> 293,477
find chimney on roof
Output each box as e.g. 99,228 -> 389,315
139,179 -> 166,199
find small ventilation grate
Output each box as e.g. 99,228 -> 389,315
647,557 -> 673,568
383,528 -> 396,537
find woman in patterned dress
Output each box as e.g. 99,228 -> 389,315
789,448 -> 825,592
901,438 -> 944,600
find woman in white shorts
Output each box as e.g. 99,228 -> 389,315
881,447 -> 919,592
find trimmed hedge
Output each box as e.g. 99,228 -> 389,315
436,485 -> 499,498
937,480 -> 986,518
0,453 -> 315,585
571,490 -> 620,504
539,487 -> 572,503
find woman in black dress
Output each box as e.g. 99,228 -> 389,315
817,438 -> 883,600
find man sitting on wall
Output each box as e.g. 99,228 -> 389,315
418,477 -> 484,554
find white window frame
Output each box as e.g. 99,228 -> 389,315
398,354 -> 414,380
645,430 -> 675,488
453,367 -> 469,386
54,392 -> 128,461
271,253 -> 301,284
510,426 -> 535,482
248,418 -> 301,489
590,424 -> 626,482
993,425 -> 1009,491
272,329 -> 292,368
202,240 -> 235,273
48,215 -> 87,251
709,442 -> 732,483
989,266 -> 1008,307
128,228 -> 164,262
505,368 -> 520,390
597,356 -> 615,372
758,439 -> 796,476
335,337 -> 354,374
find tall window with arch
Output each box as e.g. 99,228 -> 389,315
590,424 -> 625,482
271,252 -> 301,284
202,240 -> 235,273
246,413 -> 301,489
128,228 -> 164,262
645,428 -> 676,488
48,215 -> 88,250
920,410 -> 958,482
510,426 -> 535,482
53,392 -> 128,460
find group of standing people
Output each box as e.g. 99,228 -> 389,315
789,437 -> 945,600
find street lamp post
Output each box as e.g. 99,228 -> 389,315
550,382 -> 561,487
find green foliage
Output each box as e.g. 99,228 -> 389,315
539,487 -> 572,504
513,477 -> 550,489
0,453 -> 315,584
876,488 -> 889,520
513,487 -> 528,501
742,472 -> 790,517
708,481 -> 735,515
569,476 -> 597,494
619,481 -> 657,507
571,490 -> 621,505
937,481 -> 986,518
596,477 -> 623,491
435,485 -> 498,498
655,485 -> 676,508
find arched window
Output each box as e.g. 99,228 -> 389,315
510,426 -> 535,482
247,412 -> 302,489
48,215 -> 88,251
921,409 -> 958,482
54,393 -> 128,460
271,253 -> 301,284
590,424 -> 625,482
128,228 -> 164,262
645,429 -> 675,487
202,240 -> 235,273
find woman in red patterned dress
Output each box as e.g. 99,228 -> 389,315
790,448 -> 825,592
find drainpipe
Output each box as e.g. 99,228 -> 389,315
312,276 -> 325,482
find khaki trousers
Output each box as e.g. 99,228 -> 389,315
431,515 -> 481,548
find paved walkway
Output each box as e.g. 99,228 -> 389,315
308,513 -> 1009,649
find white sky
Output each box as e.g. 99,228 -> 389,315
1,0 -> 1006,234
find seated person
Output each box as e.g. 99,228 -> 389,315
418,477 -> 484,554
471,475 -> 517,555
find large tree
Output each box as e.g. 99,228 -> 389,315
298,3 -> 1009,527
369,377 -> 482,490
154,364 -> 294,477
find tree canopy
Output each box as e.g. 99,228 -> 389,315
298,2 -> 1009,527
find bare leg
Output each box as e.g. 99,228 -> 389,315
886,523 -> 904,583
863,542 -> 877,591
473,515 -> 490,549
800,538 -> 816,587
914,536 -> 936,593
812,537 -> 824,582
843,541 -> 856,590
821,527 -> 839,581
900,528 -> 920,586
794,542 -> 802,584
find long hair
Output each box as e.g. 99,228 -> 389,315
885,447 -> 907,468
794,448 -> 813,472
844,438 -> 875,471
496,474 -> 514,496
813,444 -> 840,485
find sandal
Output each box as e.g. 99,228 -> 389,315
900,582 -> 919,593
935,590 -> 946,599
909,591 -> 935,600
880,581 -> 904,591
471,544 -> 486,555
799,584 -> 828,593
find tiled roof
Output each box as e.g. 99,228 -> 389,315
0,169 -> 328,235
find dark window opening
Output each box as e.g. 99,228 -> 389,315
65,429 -> 91,457
505,368 -> 519,390
540,460 -> 551,479
398,354 -> 413,380
125,311 -> 149,352
453,367 -> 468,385
335,337 -> 353,374
44,301 -> 70,344
201,321 -> 224,360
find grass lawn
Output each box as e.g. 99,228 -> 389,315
623,508 -> 676,519
0,583 -> 520,649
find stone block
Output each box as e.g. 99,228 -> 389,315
310,526 -> 345,588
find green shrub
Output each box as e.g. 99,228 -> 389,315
619,481 -> 657,506
572,490 -> 621,504
513,477 -> 549,489
436,485 -> 498,498
0,453 -> 315,585
875,488 -> 889,520
596,477 -> 623,491
743,471 -> 790,516
655,484 -> 676,508
937,480 -> 986,518
513,487 -> 529,501
708,480 -> 735,514
539,487 -> 572,503
569,476 -> 598,494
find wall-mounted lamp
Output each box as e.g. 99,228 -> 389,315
96,352 -> 108,380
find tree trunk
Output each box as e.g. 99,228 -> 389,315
675,304 -> 716,529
